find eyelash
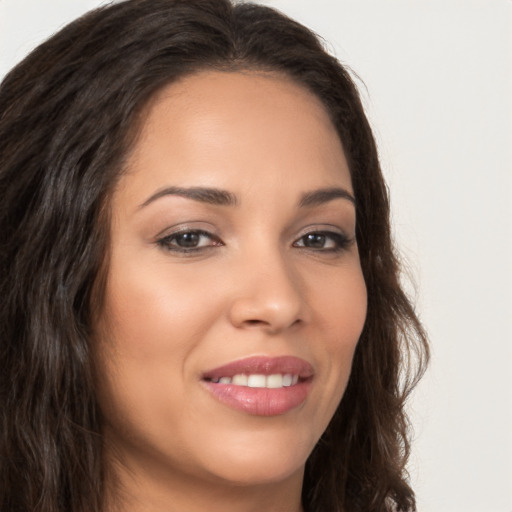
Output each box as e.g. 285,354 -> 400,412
156,229 -> 352,254
293,231 -> 352,252
156,229 -> 222,253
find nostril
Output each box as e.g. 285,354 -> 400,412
245,319 -> 267,326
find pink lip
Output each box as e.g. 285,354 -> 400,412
203,355 -> 314,379
202,356 -> 314,416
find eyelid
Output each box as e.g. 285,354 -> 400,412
293,224 -> 352,244
154,221 -> 219,239
154,223 -> 354,255
155,226 -> 223,254
292,225 -> 354,251
294,223 -> 345,237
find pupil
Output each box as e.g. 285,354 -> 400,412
304,233 -> 325,248
177,232 -> 200,247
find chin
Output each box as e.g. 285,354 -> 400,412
191,425 -> 313,487
206,454 -> 305,487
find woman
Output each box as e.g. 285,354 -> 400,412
0,1 -> 428,511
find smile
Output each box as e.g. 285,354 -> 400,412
206,373 -> 300,388
202,356 -> 313,416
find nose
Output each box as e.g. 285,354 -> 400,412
228,250 -> 307,334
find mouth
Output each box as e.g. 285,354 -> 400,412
201,356 -> 314,416
204,373 -> 300,388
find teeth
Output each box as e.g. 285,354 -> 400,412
232,374 -> 248,386
211,373 -> 300,389
247,374 -> 266,388
267,374 -> 283,388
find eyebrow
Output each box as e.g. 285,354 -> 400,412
298,187 -> 356,208
139,185 -> 355,209
139,186 -> 238,209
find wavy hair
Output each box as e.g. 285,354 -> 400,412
0,1 -> 428,511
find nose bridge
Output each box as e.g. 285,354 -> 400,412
228,241 -> 305,332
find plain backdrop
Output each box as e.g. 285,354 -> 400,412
1,1 -> 511,511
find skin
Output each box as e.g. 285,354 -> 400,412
96,70 -> 367,512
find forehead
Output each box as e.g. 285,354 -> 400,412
120,70 -> 351,204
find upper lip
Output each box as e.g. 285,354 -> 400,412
202,355 -> 314,380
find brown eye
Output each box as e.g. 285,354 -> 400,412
294,231 -> 351,252
157,230 -> 222,253
174,232 -> 201,248
302,233 -> 327,248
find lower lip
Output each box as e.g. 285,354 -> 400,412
202,380 -> 311,416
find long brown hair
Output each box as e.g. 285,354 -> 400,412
0,1 -> 428,511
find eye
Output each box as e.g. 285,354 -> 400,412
293,231 -> 352,252
156,229 -> 222,253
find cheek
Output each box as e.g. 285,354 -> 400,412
307,262 -> 367,415
310,260 -> 367,349
95,257 -> 225,426
102,255 -> 225,360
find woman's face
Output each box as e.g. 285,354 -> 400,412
97,71 -> 367,496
